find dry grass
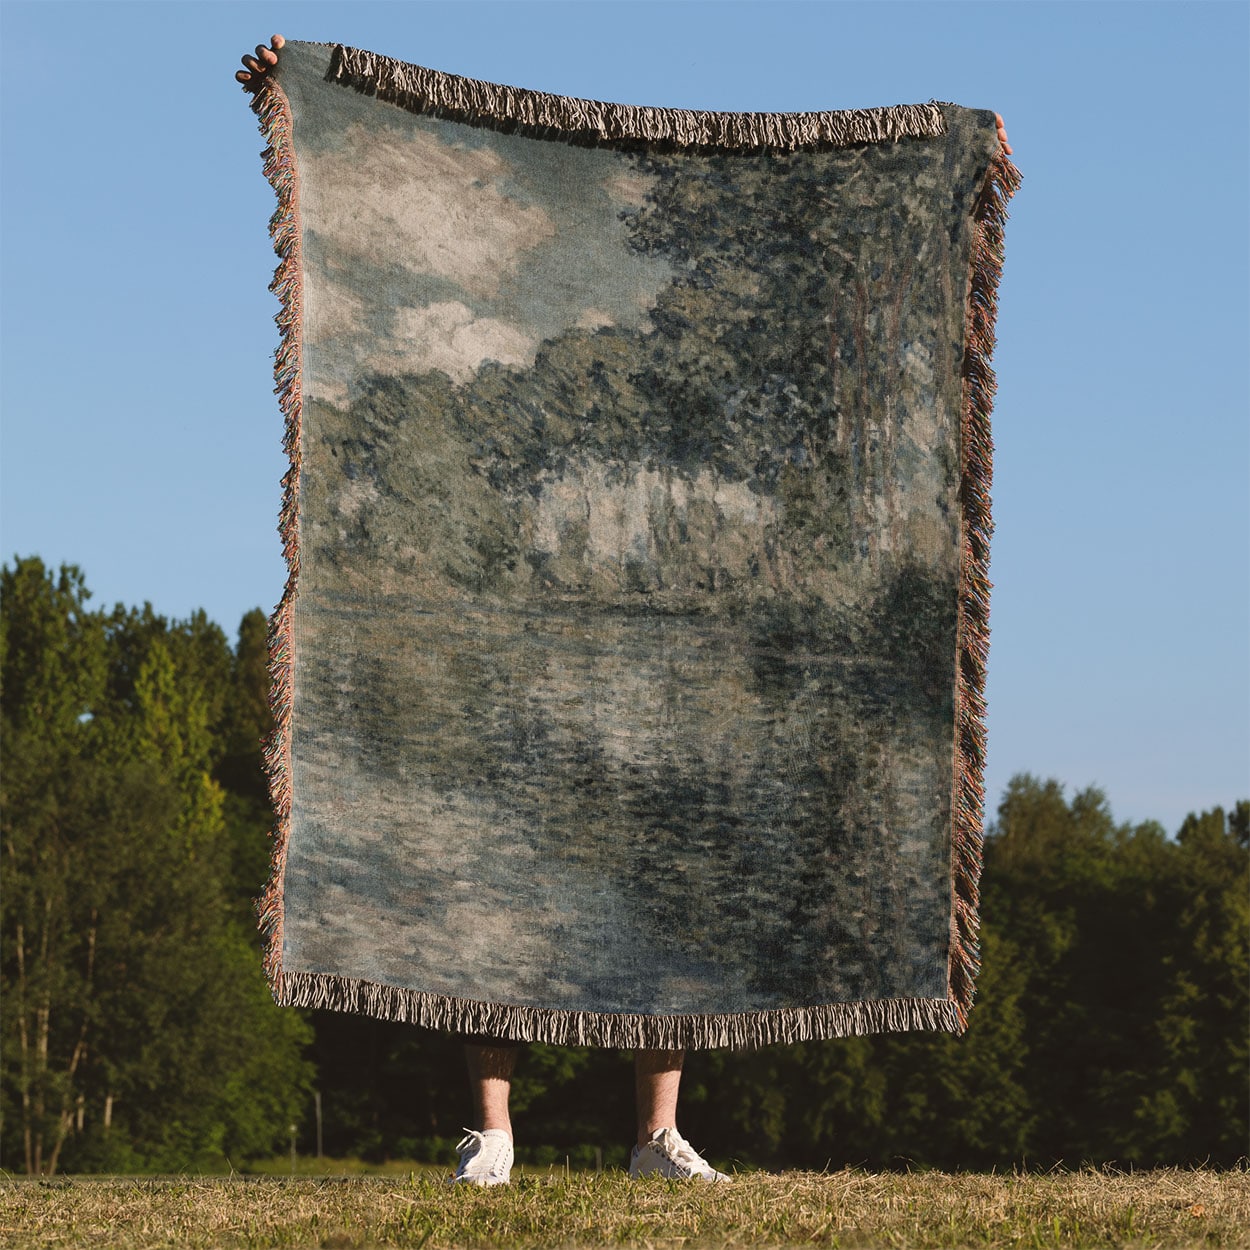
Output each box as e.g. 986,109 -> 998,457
0,1166 -> 1246,1248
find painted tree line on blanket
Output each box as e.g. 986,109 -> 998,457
1,556 -> 1246,1175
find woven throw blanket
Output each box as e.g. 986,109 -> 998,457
251,41 -> 1019,1049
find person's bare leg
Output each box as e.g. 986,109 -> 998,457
464,1044 -> 517,1138
635,1048 -> 685,1146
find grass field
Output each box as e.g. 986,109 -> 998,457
1,1166 -> 1247,1249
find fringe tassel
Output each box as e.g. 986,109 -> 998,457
250,75 -> 304,1006
278,970 -> 963,1049
326,44 -> 947,150
950,148 -> 1022,1030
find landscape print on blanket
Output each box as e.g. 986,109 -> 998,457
277,45 -> 998,1024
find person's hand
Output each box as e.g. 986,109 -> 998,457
236,34 -> 285,90
994,113 -> 1013,156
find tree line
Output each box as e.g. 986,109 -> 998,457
2,556 -> 1245,1174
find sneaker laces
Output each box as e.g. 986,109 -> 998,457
455,1127 -> 510,1178
656,1127 -> 714,1176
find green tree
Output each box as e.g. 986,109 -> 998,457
0,559 -> 108,1173
980,776 -> 1248,1167
215,608 -> 276,928
1,559 -> 312,1173
1137,803 -> 1249,1162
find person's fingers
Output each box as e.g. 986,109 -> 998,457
994,112 -> 1013,156
237,36 -> 284,90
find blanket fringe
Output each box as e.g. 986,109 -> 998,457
950,148 -> 1022,1029
278,969 -> 962,1048
326,44 -> 946,150
250,76 -> 304,999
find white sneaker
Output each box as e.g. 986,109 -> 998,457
452,1127 -> 513,1185
629,1127 -> 730,1180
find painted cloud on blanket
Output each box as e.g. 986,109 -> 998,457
368,301 -> 538,384
305,124 -> 557,297
297,116 -> 673,403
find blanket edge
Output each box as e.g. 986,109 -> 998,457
254,76 -> 301,1004
277,969 -> 963,1049
949,147 -> 1023,1029
326,43 -> 948,150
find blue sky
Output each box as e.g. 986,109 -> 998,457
2,1 -> 1246,835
